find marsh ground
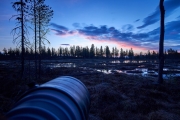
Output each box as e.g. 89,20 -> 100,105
0,59 -> 180,120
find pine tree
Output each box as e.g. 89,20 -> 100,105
90,44 -> 95,58
36,0 -> 53,79
112,47 -> 115,58
120,48 -> 124,58
105,46 -> 110,58
100,46 -> 104,58
28,0 -> 39,80
115,47 -> 119,58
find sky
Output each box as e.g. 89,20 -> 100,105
0,0 -> 180,54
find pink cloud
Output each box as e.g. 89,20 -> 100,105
79,33 -> 148,52
89,38 -> 147,53
52,29 -> 152,53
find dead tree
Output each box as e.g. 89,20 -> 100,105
11,0 -> 29,77
158,0 -> 165,84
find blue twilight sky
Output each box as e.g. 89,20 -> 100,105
0,0 -> 180,53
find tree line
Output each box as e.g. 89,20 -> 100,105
1,45 -> 179,60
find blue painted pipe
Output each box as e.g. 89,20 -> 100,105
6,76 -> 90,120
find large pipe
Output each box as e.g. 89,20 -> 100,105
6,76 -> 90,120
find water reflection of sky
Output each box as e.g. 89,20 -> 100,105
97,69 -> 111,74
43,60 -> 180,79
110,60 -> 159,64
45,63 -> 76,68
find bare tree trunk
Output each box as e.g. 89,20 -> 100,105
38,10 -> 41,80
21,0 -> 25,78
34,0 -> 37,81
158,0 -> 165,84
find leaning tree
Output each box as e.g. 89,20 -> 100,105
11,0 -> 30,77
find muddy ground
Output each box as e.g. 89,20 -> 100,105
0,59 -> 180,120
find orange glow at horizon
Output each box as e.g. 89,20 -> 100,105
88,38 -> 149,53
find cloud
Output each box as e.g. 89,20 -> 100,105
122,24 -> 134,32
149,28 -> 160,35
77,25 -> 154,49
137,6 -> 159,29
50,23 -> 68,31
132,33 -> 149,39
51,23 -> 155,49
51,22 -> 180,51
139,19 -> 180,51
78,25 -> 109,36
148,20 -> 180,40
51,29 -> 67,36
165,20 -> 180,40
164,0 -> 180,15
60,44 -> 70,46
134,19 -> 140,22
51,23 -> 77,36
137,0 -> 180,29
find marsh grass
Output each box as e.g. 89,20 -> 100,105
0,60 -> 180,120
77,73 -> 180,120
